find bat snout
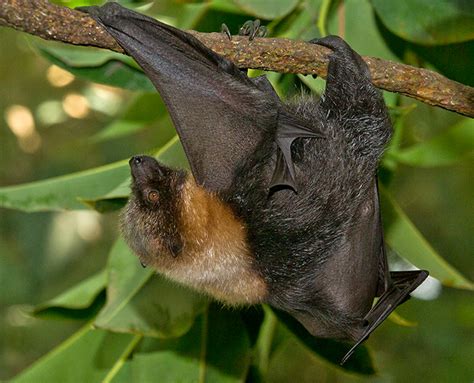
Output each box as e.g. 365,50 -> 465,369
129,155 -> 165,183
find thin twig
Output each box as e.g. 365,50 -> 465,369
1,0 -> 473,117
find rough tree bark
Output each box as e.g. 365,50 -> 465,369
1,0 -> 473,117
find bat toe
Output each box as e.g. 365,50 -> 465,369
239,19 -> 267,40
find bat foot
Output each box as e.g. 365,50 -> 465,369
309,35 -> 370,82
239,20 -> 267,40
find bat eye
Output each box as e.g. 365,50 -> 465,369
147,190 -> 159,203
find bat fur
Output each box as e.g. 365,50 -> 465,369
80,3 -> 428,362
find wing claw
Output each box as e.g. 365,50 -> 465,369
340,270 -> 429,365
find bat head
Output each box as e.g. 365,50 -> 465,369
121,155 -> 186,266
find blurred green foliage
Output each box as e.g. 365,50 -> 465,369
0,0 -> 473,381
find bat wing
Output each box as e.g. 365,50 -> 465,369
340,181 -> 429,364
80,3 -> 322,192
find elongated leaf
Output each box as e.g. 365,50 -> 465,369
36,270 -> 106,311
95,238 -> 207,338
0,136 -> 186,213
91,120 -> 148,143
94,238 -> 153,324
54,0 -> 103,8
34,270 -> 107,320
36,44 -> 134,68
389,119 -> 474,167
37,45 -> 154,91
233,0 -> 300,19
0,160 -> 130,212
371,0 -> 474,45
117,306 -> 251,382
380,186 -> 473,290
273,310 -> 375,375
90,93 -> 169,143
13,324 -> 139,383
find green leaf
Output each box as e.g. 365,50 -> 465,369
37,44 -> 154,91
0,159 -> 131,212
13,324 -> 140,383
388,119 -> 474,167
371,0 -> 474,45
90,94 -> 169,143
34,271 -> 107,320
36,44 -> 133,67
276,0 -> 322,40
233,0 -> 300,19
91,121 -> 148,143
118,306 -> 251,382
51,0 -> 104,7
273,310 -> 375,375
344,0 -> 399,61
0,136 -> 186,213
380,186 -> 474,290
95,238 -> 207,338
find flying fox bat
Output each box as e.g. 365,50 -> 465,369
80,3 -> 428,363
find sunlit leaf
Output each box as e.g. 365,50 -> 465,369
13,324 -> 140,383
388,119 -> 474,167
90,93 -> 169,143
0,159 -> 130,212
37,44 -> 154,91
276,0 -> 321,40
233,0 -> 300,19
0,136 -> 186,213
51,0 -> 103,8
94,238 -> 207,338
371,0 -> 474,45
91,121 -> 147,143
36,44 -> 133,67
380,186 -> 474,290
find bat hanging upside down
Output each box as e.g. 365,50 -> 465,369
80,3 -> 428,363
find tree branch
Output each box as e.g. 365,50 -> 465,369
1,0 -> 473,117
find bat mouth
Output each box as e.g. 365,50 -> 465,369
129,155 -> 165,184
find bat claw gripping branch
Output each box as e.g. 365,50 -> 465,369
239,19 -> 267,40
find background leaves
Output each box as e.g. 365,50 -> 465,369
1,0 -> 473,381
371,0 -> 474,45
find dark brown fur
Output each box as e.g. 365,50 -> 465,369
82,4 -> 428,362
